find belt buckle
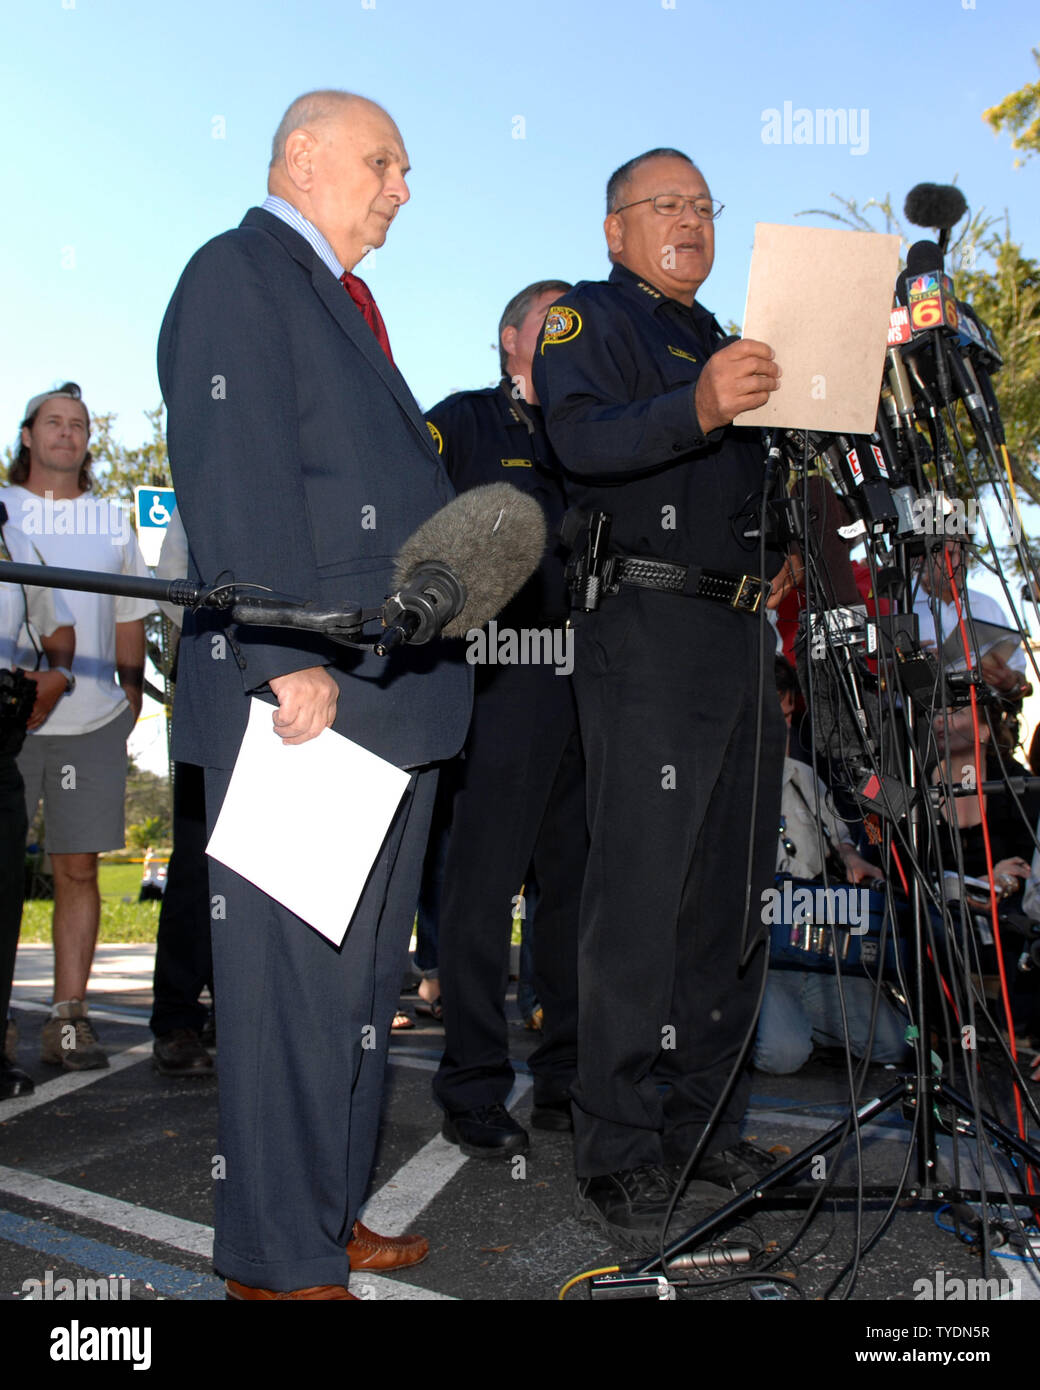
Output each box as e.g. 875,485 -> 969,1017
731,573 -> 765,613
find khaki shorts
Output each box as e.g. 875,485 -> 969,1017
18,704 -> 135,854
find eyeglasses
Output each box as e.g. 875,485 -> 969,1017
612,195 -> 725,221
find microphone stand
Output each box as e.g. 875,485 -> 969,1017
0,559 -> 382,649
599,423 -> 1040,1301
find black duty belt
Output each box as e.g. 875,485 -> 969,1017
607,556 -> 770,614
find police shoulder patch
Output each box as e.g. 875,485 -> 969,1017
540,305 -> 582,352
426,420 -> 444,454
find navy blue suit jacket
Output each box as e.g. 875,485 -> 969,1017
157,207 -> 472,770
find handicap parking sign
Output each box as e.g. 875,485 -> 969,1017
134,486 -> 177,567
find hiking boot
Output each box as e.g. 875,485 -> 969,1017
41,1000 -> 108,1071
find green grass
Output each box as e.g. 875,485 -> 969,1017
18,860 -> 162,944
99,863 -> 149,900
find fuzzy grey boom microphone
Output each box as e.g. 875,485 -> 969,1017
379,483 -> 547,652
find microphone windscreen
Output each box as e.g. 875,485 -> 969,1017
393,482 -> 547,637
906,239 -> 944,275
904,183 -> 967,232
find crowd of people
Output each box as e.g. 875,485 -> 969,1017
3,87 -> 1040,1296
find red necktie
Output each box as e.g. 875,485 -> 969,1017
339,271 -> 395,366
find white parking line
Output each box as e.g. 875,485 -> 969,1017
1,1007 -> 532,1299
0,1165 -> 454,1299
0,1164 -> 214,1256
0,1040 -> 153,1121
11,999 -> 151,1027
360,1075 -> 532,1233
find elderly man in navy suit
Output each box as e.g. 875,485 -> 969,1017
158,91 -> 472,1299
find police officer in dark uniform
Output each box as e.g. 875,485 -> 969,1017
426,281 -> 587,1157
532,149 -> 789,1247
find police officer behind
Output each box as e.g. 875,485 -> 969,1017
533,149 -> 788,1248
426,281 -> 586,1155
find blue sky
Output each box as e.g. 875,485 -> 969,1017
2,0 -> 1037,447
2,0 -> 1038,772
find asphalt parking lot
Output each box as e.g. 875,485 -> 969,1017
2,943 -> 1037,1359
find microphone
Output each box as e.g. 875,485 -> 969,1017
902,245 -> 1006,449
378,483 -> 547,653
903,183 -> 968,256
954,301 -> 1006,445
902,240 -> 959,339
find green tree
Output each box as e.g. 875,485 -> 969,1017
124,758 -> 171,843
984,47 -> 1040,167
87,403 -> 170,500
127,816 -> 168,852
955,221 -> 1040,507
84,405 -> 172,707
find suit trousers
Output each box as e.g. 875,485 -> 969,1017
150,761 -> 212,1037
569,589 -> 785,1177
204,764 -> 437,1291
433,660 -> 584,1113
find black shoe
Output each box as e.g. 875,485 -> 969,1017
442,1104 -> 529,1158
576,1164 -> 726,1251
0,1056 -> 34,1100
691,1141 -> 778,1191
531,1096 -> 573,1132
152,1029 -> 214,1077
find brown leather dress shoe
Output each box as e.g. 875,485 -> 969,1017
346,1220 -> 429,1272
225,1279 -> 357,1300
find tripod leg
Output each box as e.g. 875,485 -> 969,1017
637,1081 -> 909,1271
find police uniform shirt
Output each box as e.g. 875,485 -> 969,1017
531,262 -> 780,581
425,382 -> 569,625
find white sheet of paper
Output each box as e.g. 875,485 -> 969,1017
206,697 -> 411,946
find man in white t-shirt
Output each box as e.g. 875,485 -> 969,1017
912,538 -> 1029,699
0,510 -> 75,1098
4,383 -> 154,1070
